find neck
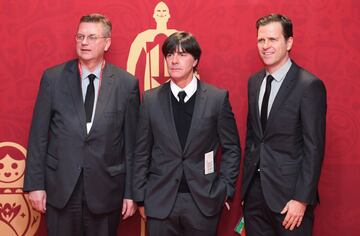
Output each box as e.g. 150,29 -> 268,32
156,21 -> 168,31
172,74 -> 193,89
79,58 -> 104,72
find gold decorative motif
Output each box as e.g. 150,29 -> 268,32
0,142 -> 41,236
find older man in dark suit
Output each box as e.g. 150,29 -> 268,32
23,13 -> 139,236
133,32 -> 241,236
241,14 -> 327,236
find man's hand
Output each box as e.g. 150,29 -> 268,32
28,190 -> 47,213
122,199 -> 137,220
138,206 -> 147,221
281,199 -> 307,230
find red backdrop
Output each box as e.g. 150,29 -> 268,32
0,0 -> 359,235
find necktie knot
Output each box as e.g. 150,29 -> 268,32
266,74 -> 274,85
178,91 -> 187,104
88,74 -> 96,84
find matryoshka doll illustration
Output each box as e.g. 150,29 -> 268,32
0,142 -> 40,236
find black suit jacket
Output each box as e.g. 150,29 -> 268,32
241,62 -> 327,212
23,59 -> 140,214
133,81 -> 241,219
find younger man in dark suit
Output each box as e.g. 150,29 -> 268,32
24,13 -> 139,236
241,14 -> 327,236
133,32 -> 241,236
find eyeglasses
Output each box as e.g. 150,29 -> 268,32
75,34 -> 108,43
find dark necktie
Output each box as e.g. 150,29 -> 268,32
84,74 -> 96,123
261,75 -> 274,132
178,91 -> 187,104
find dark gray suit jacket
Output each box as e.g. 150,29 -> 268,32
241,62 -> 327,212
133,80 -> 241,219
23,59 -> 140,214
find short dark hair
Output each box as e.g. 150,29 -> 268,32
256,14 -> 293,40
80,13 -> 112,37
162,31 -> 202,72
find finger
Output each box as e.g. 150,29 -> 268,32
129,207 -> 135,217
38,202 -> 45,213
141,214 -> 147,222
34,203 -> 43,213
225,202 -> 230,210
282,213 -> 291,226
42,196 -> 46,212
285,216 -> 295,229
289,217 -> 299,231
122,202 -> 127,215
123,210 -> 130,220
296,216 -> 303,227
280,204 -> 288,214
29,200 -> 36,209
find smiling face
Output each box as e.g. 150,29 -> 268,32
153,1 -> 170,24
257,22 -> 293,73
0,154 -> 25,183
76,22 -> 111,66
165,46 -> 198,85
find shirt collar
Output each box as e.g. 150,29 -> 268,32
80,62 -> 103,80
170,76 -> 198,102
266,59 -> 292,82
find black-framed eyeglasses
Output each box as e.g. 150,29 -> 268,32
75,34 -> 108,43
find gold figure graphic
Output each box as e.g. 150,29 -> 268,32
127,1 -> 177,91
0,142 -> 41,236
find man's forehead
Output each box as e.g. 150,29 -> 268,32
174,45 -> 186,53
78,22 -> 102,30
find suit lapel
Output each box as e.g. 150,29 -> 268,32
266,63 -> 299,133
183,81 -> 207,154
159,82 -> 183,153
65,60 -> 87,137
253,71 -> 266,137
88,64 -> 115,137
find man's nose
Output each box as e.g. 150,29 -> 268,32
171,54 -> 179,64
263,40 -> 270,49
81,36 -> 89,45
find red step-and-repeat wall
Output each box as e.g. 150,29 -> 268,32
0,0 -> 359,235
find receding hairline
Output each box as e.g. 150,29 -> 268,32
79,13 -> 112,37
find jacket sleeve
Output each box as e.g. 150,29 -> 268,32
132,92 -> 153,202
124,79 -> 140,199
294,79 -> 327,204
23,71 -> 53,192
217,91 -> 242,199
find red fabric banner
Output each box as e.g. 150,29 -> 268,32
0,0 -> 359,235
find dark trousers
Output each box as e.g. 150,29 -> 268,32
243,173 -> 314,236
45,174 -> 121,236
147,193 -> 220,236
